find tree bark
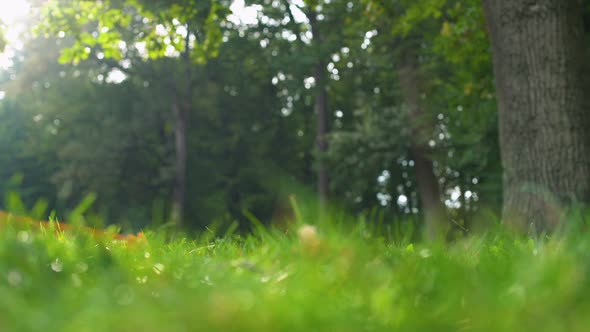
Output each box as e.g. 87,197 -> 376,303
411,147 -> 446,239
310,11 -> 329,211
314,61 -> 329,209
397,53 -> 447,240
170,100 -> 188,226
170,25 -> 193,227
483,0 -> 590,232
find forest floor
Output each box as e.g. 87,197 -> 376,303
0,215 -> 588,331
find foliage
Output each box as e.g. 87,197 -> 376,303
0,99 -> 58,214
323,0 -> 501,220
0,20 -> 306,229
37,0 -> 230,64
0,24 -> 5,52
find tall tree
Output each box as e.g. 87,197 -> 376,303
360,1 -> 449,238
396,50 -> 447,239
308,3 -> 330,210
245,0 -> 348,212
483,0 -> 590,231
38,0 -> 229,226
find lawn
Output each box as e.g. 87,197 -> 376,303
0,214 -> 589,332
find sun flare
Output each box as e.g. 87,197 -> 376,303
0,0 -> 31,69
0,0 -> 30,26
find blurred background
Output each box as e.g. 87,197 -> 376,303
0,0 -> 507,231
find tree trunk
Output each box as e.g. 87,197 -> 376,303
170,25 -> 193,227
310,11 -> 329,211
483,0 -> 590,232
411,147 -> 446,239
170,100 -> 188,226
315,61 -> 329,209
397,53 -> 447,240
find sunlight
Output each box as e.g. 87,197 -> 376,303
229,0 -> 307,25
0,0 -> 30,25
229,0 -> 260,25
0,0 -> 30,69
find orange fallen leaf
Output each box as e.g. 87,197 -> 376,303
0,211 -> 146,244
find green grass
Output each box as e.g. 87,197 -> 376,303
0,216 -> 589,332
